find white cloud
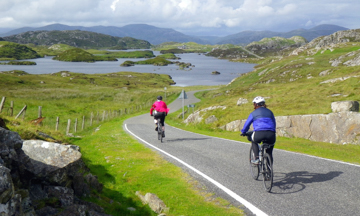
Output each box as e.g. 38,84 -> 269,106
111,0 -> 119,11
0,0 -> 359,35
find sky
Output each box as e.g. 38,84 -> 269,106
0,0 -> 359,36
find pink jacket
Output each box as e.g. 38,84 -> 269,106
150,100 -> 169,115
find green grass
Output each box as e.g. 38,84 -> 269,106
69,115 -> 244,216
0,71 -> 177,141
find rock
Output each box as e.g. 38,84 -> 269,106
22,140 -> 83,185
237,98 -> 249,106
45,186 -> 74,207
0,118 -> 9,130
184,106 -> 226,124
331,101 -> 359,112
84,173 -> 103,193
136,191 -> 168,214
0,128 -> 106,215
205,115 -> 218,124
144,193 -> 168,214
222,102 -> 360,144
0,165 -> 13,204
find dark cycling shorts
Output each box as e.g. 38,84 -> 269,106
154,112 -> 166,126
252,130 -> 276,145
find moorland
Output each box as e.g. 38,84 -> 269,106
1,28 -> 360,216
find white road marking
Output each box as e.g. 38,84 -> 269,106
124,124 -> 268,216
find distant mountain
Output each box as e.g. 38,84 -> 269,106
3,30 -> 151,49
0,23 -> 350,46
0,23 -> 208,45
215,24 -> 349,45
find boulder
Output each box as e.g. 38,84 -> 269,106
237,98 -> 249,106
22,140 -> 83,185
205,115 -> 218,124
0,127 -> 107,215
331,101 -> 359,112
136,191 -> 168,214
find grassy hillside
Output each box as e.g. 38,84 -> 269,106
0,70 -> 243,215
174,42 -> 360,125
0,41 -> 41,60
166,41 -> 360,164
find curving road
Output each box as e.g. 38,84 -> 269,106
124,91 -> 360,216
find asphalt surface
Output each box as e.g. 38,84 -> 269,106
124,91 -> 360,216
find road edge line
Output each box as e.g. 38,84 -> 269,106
124,124 -> 268,216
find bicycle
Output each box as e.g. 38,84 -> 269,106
156,117 -> 164,143
245,131 -> 274,192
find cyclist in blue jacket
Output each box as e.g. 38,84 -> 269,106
241,96 -> 276,164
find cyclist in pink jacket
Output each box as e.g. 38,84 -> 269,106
150,96 -> 169,137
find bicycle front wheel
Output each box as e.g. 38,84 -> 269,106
249,148 -> 259,180
262,153 -> 273,192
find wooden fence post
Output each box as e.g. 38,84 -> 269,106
82,116 -> 85,130
38,106 -> 42,118
56,117 -> 59,131
15,105 -> 27,119
74,118 -> 78,133
90,112 -> 93,126
10,101 -> 14,116
102,111 -> 105,121
0,97 -> 6,113
66,119 -> 71,135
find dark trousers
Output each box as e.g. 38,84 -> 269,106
252,130 -> 276,163
154,112 -> 166,126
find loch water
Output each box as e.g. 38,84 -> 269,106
0,51 -> 256,86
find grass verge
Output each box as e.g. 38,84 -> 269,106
69,114 -> 244,216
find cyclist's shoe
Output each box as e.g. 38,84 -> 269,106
155,126 -> 158,131
251,159 -> 259,164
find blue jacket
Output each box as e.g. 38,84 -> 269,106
241,107 -> 276,133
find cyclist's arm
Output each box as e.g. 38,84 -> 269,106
241,114 -> 253,134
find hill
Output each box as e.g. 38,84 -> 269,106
1,23 -> 347,46
0,41 -> 41,60
3,30 -> 151,49
215,24 -> 348,45
176,28 -> 360,131
0,23 -> 208,45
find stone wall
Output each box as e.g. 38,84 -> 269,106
221,101 -> 360,145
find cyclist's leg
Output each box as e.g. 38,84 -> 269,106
153,113 -> 159,131
260,131 -> 276,163
160,112 -> 166,137
251,141 -> 259,159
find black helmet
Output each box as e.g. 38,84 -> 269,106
157,95 -> 163,100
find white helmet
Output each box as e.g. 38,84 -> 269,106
252,96 -> 265,104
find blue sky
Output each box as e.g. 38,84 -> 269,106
0,0 -> 359,36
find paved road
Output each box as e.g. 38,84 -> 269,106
124,91 -> 360,216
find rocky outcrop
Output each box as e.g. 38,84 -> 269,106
0,127 -> 108,216
184,106 -> 226,124
290,29 -> 360,57
246,36 -> 307,56
220,101 -> 360,145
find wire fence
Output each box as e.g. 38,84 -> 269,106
0,93 -> 176,136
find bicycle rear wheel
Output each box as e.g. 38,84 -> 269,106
249,148 -> 259,180
262,153 -> 273,192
